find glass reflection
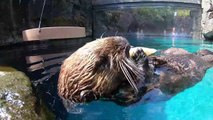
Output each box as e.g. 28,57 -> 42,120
93,6 -> 201,39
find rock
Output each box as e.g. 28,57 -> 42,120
209,12 -> 213,19
0,66 -> 54,120
203,31 -> 213,40
202,0 -> 213,35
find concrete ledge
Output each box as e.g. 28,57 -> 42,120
22,26 -> 86,41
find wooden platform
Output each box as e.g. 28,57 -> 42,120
22,26 -> 86,41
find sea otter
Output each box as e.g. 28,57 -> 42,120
124,48 -> 212,103
148,48 -> 213,95
58,36 -> 148,104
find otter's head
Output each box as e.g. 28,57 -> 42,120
58,36 -> 145,103
196,49 -> 213,64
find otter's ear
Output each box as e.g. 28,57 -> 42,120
93,55 -> 109,72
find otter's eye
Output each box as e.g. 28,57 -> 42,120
125,45 -> 130,57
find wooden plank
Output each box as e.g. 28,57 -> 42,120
22,26 -> 86,41
25,52 -> 71,72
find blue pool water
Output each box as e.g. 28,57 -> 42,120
128,36 -> 213,53
65,37 -> 213,120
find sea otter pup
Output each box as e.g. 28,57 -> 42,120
58,36 -> 147,104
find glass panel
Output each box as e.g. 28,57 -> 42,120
93,4 -> 201,39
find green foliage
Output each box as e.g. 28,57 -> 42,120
134,7 -> 175,29
177,9 -> 190,17
95,7 -> 193,33
105,11 -> 120,23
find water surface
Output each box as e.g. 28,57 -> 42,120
128,36 -> 213,53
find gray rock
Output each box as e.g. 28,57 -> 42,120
0,67 -> 54,120
202,0 -> 213,34
203,31 -> 213,40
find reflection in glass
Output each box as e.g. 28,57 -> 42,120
93,5 -> 201,39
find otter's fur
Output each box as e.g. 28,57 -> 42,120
58,36 -> 145,103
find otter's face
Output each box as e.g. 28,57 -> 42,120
100,37 -> 145,93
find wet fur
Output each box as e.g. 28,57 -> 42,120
58,36 -> 145,103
